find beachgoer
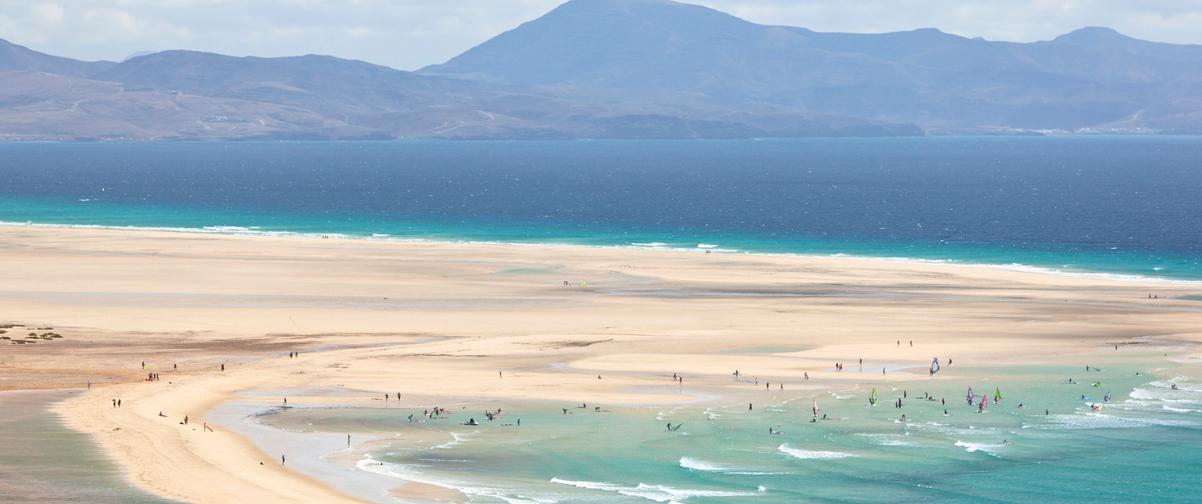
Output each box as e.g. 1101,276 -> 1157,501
517,418 -> 521,427
749,403 -> 753,411
347,434 -> 351,447
282,455 -> 286,465
118,399 -> 121,407
112,399 -> 116,408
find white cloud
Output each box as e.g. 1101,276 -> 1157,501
1,0 -> 1201,70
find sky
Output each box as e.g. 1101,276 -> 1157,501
3,0 -> 1202,71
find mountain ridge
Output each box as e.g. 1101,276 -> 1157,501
3,0 -> 1202,140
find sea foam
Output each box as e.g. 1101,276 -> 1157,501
777,444 -> 855,460
550,478 -> 760,502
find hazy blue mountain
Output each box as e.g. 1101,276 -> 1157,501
0,34 -> 915,140
0,38 -> 115,76
424,0 -> 1202,132
3,0 -> 1201,139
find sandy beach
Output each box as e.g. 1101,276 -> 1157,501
2,223 -> 1200,503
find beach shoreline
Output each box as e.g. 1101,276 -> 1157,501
3,219 -> 1200,286
2,224 -> 1200,503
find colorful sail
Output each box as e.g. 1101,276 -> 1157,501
966,387 -> 975,405
978,394 -> 988,413
994,387 -> 1002,403
869,388 -> 878,406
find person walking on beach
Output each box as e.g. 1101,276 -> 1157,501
118,399 -> 121,407
282,454 -> 286,465
220,363 -> 225,372
347,434 -> 351,448
112,398 -> 116,408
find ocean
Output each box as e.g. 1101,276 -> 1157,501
1,137 -> 1201,280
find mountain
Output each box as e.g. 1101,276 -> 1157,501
0,38 -> 115,76
0,32 -> 916,140
3,0 -> 1202,140
424,0 -> 1202,133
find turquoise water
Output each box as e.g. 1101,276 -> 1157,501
259,357 -> 1202,503
2,138 -> 1202,280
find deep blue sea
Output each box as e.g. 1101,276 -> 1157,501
2,137 -> 1200,279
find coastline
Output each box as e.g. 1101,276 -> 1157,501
2,223 -> 1200,503
2,219 -> 1199,286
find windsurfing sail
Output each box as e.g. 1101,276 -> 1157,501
978,394 -> 988,413
994,387 -> 1002,403
869,388 -> 878,406
930,357 -> 941,376
967,387 -> 975,405
812,399 -> 819,418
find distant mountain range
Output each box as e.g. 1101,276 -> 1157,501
3,0 -> 1201,140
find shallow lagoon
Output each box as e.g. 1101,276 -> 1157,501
0,391 -> 175,504
251,355 -> 1202,503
